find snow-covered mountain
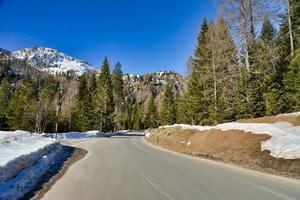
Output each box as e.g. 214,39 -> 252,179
12,47 -> 95,76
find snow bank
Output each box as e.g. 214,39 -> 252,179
0,131 -> 56,180
43,130 -> 125,140
43,131 -> 101,140
278,111 -> 300,117
0,131 -> 64,199
160,122 -> 300,159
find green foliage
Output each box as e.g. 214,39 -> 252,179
143,92 -> 158,129
160,83 -> 176,125
112,62 -> 125,130
6,80 -> 37,131
94,57 -> 115,132
284,48 -> 300,111
0,80 -> 12,130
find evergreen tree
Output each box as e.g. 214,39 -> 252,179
112,62 -> 125,130
185,19 -> 210,125
72,74 -> 90,131
6,79 -> 37,131
143,92 -> 158,129
284,48 -> 300,111
160,83 -> 176,125
260,17 -> 277,42
133,104 -> 144,130
0,80 -> 12,130
35,76 -> 57,133
86,73 -> 97,129
94,57 -> 114,132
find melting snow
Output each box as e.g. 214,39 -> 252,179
161,122 -> 300,159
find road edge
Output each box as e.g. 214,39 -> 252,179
31,146 -> 88,200
141,137 -> 300,185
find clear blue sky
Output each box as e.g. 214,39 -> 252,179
0,0 -> 216,74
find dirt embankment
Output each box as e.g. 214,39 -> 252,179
239,114 -> 300,126
146,127 -> 300,178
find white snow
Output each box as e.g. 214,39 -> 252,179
160,122 -> 300,159
278,111 -> 300,116
43,131 -> 101,140
12,47 -> 95,76
43,130 -> 125,140
0,131 -> 64,199
0,131 -> 55,167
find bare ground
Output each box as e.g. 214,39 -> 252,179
239,114 -> 300,126
147,127 -> 300,179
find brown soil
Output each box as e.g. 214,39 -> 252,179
31,147 -> 87,200
147,127 -> 300,179
239,114 -> 300,126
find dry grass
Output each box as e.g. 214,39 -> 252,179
239,114 -> 300,126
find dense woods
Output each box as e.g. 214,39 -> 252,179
0,0 -> 299,132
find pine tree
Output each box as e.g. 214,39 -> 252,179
284,48 -> 300,111
143,92 -> 158,129
35,76 -> 57,133
133,104 -> 144,130
185,19 -> 210,125
94,57 -> 114,132
72,74 -> 90,131
86,73 -> 97,129
6,79 -> 37,131
160,83 -> 176,125
0,80 -> 12,130
112,62 -> 125,130
260,17 -> 277,42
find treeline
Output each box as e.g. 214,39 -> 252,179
176,0 -> 300,125
0,60 -> 60,132
71,58 -> 177,132
1,0 -> 299,132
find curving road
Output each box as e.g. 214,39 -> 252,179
42,132 -> 300,200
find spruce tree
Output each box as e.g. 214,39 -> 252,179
6,79 -> 37,131
160,83 -> 176,125
185,19 -> 210,125
112,62 -> 125,130
94,57 -> 114,132
72,74 -> 90,131
284,48 -> 300,111
0,80 -> 12,130
143,92 -> 158,129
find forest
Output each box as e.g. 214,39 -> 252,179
0,0 -> 299,133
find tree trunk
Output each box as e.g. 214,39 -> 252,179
287,0 -> 294,56
240,0 -> 251,72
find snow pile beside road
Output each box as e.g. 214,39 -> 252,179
43,131 -> 101,140
44,130 -> 125,140
160,122 -> 300,159
0,131 -> 64,199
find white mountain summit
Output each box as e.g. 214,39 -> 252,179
12,47 -> 95,76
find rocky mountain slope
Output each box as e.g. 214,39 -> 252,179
11,47 -> 95,76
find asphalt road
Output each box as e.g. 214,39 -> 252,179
42,132 -> 300,200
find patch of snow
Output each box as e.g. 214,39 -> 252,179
43,130 -> 126,140
160,122 -> 300,159
0,131 -> 55,167
278,112 -> 300,116
43,131 -> 101,140
145,131 -> 151,138
0,143 -> 64,200
12,47 -> 95,76
0,131 -> 65,199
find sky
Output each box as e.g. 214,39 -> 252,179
0,0 -> 217,74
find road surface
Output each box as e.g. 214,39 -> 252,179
42,132 -> 300,200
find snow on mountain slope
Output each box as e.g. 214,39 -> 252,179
12,47 -> 95,76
